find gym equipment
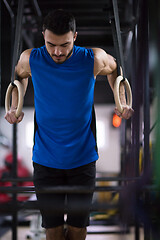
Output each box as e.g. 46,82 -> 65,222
5,0 -> 24,118
4,1 -> 25,240
5,80 -> 24,118
114,76 -> 132,113
109,0 -> 132,113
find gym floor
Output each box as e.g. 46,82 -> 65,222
0,226 -> 144,240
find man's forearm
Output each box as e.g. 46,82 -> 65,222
107,69 -> 118,91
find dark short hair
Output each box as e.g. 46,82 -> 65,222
42,9 -> 76,35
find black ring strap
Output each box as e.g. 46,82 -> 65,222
11,0 -> 25,84
109,0 -> 126,78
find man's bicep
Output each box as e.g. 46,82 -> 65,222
93,48 -> 107,76
99,53 -> 117,76
93,48 -> 116,76
16,49 -> 32,78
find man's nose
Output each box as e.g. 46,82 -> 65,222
54,47 -> 62,56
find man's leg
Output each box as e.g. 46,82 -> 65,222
65,225 -> 87,240
46,226 -> 65,240
65,161 -> 96,240
33,162 -> 66,240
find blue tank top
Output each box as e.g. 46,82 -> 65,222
29,45 -> 98,169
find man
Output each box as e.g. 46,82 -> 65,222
5,9 -> 133,240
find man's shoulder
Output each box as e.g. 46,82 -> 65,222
23,48 -> 34,56
20,48 -> 34,63
92,48 -> 108,76
92,48 -> 109,67
92,48 -> 107,59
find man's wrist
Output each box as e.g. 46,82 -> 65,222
11,106 -> 17,110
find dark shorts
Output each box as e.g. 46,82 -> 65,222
33,161 -> 96,229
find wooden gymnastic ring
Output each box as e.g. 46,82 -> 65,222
5,80 -> 24,118
113,76 -> 132,113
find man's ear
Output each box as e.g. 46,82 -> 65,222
42,31 -> 45,39
74,32 -> 78,42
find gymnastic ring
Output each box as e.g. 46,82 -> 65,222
5,80 -> 24,118
114,75 -> 132,113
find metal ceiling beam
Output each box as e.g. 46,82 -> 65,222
32,0 -> 42,17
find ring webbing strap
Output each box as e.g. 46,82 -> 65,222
11,0 -> 25,83
109,0 -> 126,78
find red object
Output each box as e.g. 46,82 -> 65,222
0,153 -> 33,203
112,113 -> 122,128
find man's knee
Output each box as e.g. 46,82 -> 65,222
46,225 -> 65,240
66,225 -> 87,240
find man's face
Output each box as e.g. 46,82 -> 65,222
43,30 -> 77,64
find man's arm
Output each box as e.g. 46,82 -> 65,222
92,48 -> 134,119
5,49 -> 32,124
